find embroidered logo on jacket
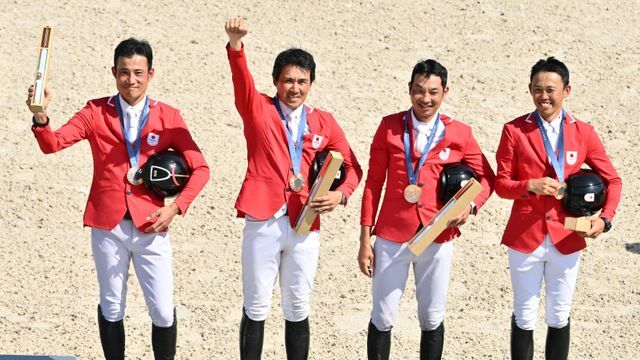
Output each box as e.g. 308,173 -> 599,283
566,151 -> 578,165
147,132 -> 160,146
312,134 -> 323,149
439,148 -> 450,161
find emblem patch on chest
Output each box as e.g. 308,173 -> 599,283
312,134 -> 323,149
147,132 -> 160,146
566,151 -> 577,165
439,147 -> 450,161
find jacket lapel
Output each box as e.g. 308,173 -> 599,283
105,95 -> 125,143
139,97 -> 160,143
524,112 -> 548,164
562,111 -> 579,174
428,114 -> 453,160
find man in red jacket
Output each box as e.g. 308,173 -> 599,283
225,18 -> 362,360
26,38 -> 210,360
495,57 -> 622,360
358,59 -> 495,360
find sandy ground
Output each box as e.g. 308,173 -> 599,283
1,0 -> 639,359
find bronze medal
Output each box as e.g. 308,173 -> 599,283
404,184 -> 422,204
555,182 -> 567,200
289,173 -> 306,192
127,167 -> 143,186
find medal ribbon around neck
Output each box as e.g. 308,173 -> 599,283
403,109 -> 440,186
273,96 -> 307,177
533,109 -> 566,184
116,94 -> 150,173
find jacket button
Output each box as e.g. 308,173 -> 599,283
418,203 -> 423,208
126,190 -> 132,195
418,182 -> 424,187
546,215 -> 551,220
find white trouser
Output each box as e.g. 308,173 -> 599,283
371,237 -> 454,332
242,215 -> 320,322
91,218 -> 174,327
509,235 -> 580,330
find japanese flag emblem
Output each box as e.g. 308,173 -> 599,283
439,148 -> 450,161
584,193 -> 595,202
312,134 -> 323,149
147,132 -> 160,146
566,151 -> 578,165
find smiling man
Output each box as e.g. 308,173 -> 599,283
495,57 -> 622,359
26,38 -> 210,359
224,18 -> 362,359
359,59 -> 495,360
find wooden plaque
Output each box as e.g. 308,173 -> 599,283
408,178 -> 483,256
294,151 -> 344,235
564,217 -> 591,232
29,26 -> 53,113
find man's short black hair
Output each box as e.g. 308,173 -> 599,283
530,57 -> 569,87
114,38 -> 153,70
272,48 -> 316,83
410,59 -> 448,88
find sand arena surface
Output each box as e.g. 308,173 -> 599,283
1,1 -> 639,358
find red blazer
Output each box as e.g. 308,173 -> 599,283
361,111 -> 495,243
226,45 -> 363,230
32,96 -> 210,232
495,112 -> 622,254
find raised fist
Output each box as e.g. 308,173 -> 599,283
225,17 -> 248,50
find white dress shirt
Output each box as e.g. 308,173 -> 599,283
119,95 -> 146,144
278,99 -> 307,145
540,112 -> 563,153
411,110 -> 445,155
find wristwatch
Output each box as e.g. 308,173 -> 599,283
32,115 -> 50,128
340,193 -> 347,206
600,217 -> 612,233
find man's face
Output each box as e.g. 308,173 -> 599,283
529,71 -> 571,121
111,54 -> 154,106
409,74 -> 448,122
273,65 -> 311,109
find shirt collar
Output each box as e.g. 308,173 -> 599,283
278,98 -> 304,121
542,112 -> 563,133
118,94 -> 146,116
411,109 -> 438,133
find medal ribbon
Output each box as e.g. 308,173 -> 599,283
403,109 -> 440,185
115,94 -> 150,170
533,109 -> 565,183
274,96 -> 307,175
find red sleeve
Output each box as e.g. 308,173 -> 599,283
226,43 -> 262,126
495,123 -> 530,199
462,127 -> 495,209
584,128 -> 622,221
31,102 -> 92,154
360,119 -> 389,226
168,110 -> 210,216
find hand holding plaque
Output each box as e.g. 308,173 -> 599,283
29,26 -> 53,114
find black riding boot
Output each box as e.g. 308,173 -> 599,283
511,314 -> 533,360
367,320 -> 391,360
285,317 -> 310,360
420,322 -> 445,360
97,305 -> 125,360
545,319 -> 570,360
152,309 -> 177,360
239,309 -> 265,360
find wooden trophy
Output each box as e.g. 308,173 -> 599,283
294,151 -> 344,235
29,26 -> 53,113
408,178 -> 483,256
564,217 -> 591,232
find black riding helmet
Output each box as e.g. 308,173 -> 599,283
439,163 -> 476,203
138,150 -> 191,198
563,169 -> 606,216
